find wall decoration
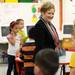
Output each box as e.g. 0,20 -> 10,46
32,14 -> 38,23
31,3 -> 41,23
32,6 -> 36,13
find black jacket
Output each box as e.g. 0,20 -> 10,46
28,18 -> 59,55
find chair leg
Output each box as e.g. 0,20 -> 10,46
65,72 -> 70,75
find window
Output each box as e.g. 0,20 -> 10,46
1,26 -> 9,36
63,25 -> 73,34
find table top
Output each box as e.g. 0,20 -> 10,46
59,51 -> 75,64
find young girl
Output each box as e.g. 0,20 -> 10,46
7,21 -> 20,75
16,19 -> 28,46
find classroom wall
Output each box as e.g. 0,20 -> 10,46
0,3 -> 41,43
2,0 -> 75,42
0,1 -> 60,43
62,0 -> 75,38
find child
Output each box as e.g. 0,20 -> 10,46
15,19 -> 28,74
34,48 -> 59,75
15,19 -> 28,57
69,53 -> 75,75
7,21 -> 20,75
16,19 -> 28,47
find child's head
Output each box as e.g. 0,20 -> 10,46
9,21 -> 18,33
16,19 -> 24,30
34,48 -> 59,75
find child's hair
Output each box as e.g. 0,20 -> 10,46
9,21 -> 17,32
35,48 -> 59,75
16,19 -> 24,24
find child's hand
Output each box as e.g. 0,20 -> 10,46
16,50 -> 21,57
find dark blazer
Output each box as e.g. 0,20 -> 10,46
28,18 -> 59,55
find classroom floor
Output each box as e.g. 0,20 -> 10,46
0,64 -> 13,75
0,64 -> 7,75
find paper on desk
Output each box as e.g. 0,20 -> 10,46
59,51 -> 75,64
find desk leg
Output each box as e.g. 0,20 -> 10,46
62,64 -> 65,75
60,65 -> 65,75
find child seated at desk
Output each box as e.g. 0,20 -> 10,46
69,53 -> 75,75
34,48 -> 59,75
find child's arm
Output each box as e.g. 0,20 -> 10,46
7,34 -> 16,45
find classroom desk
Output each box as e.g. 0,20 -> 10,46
59,51 -> 75,75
